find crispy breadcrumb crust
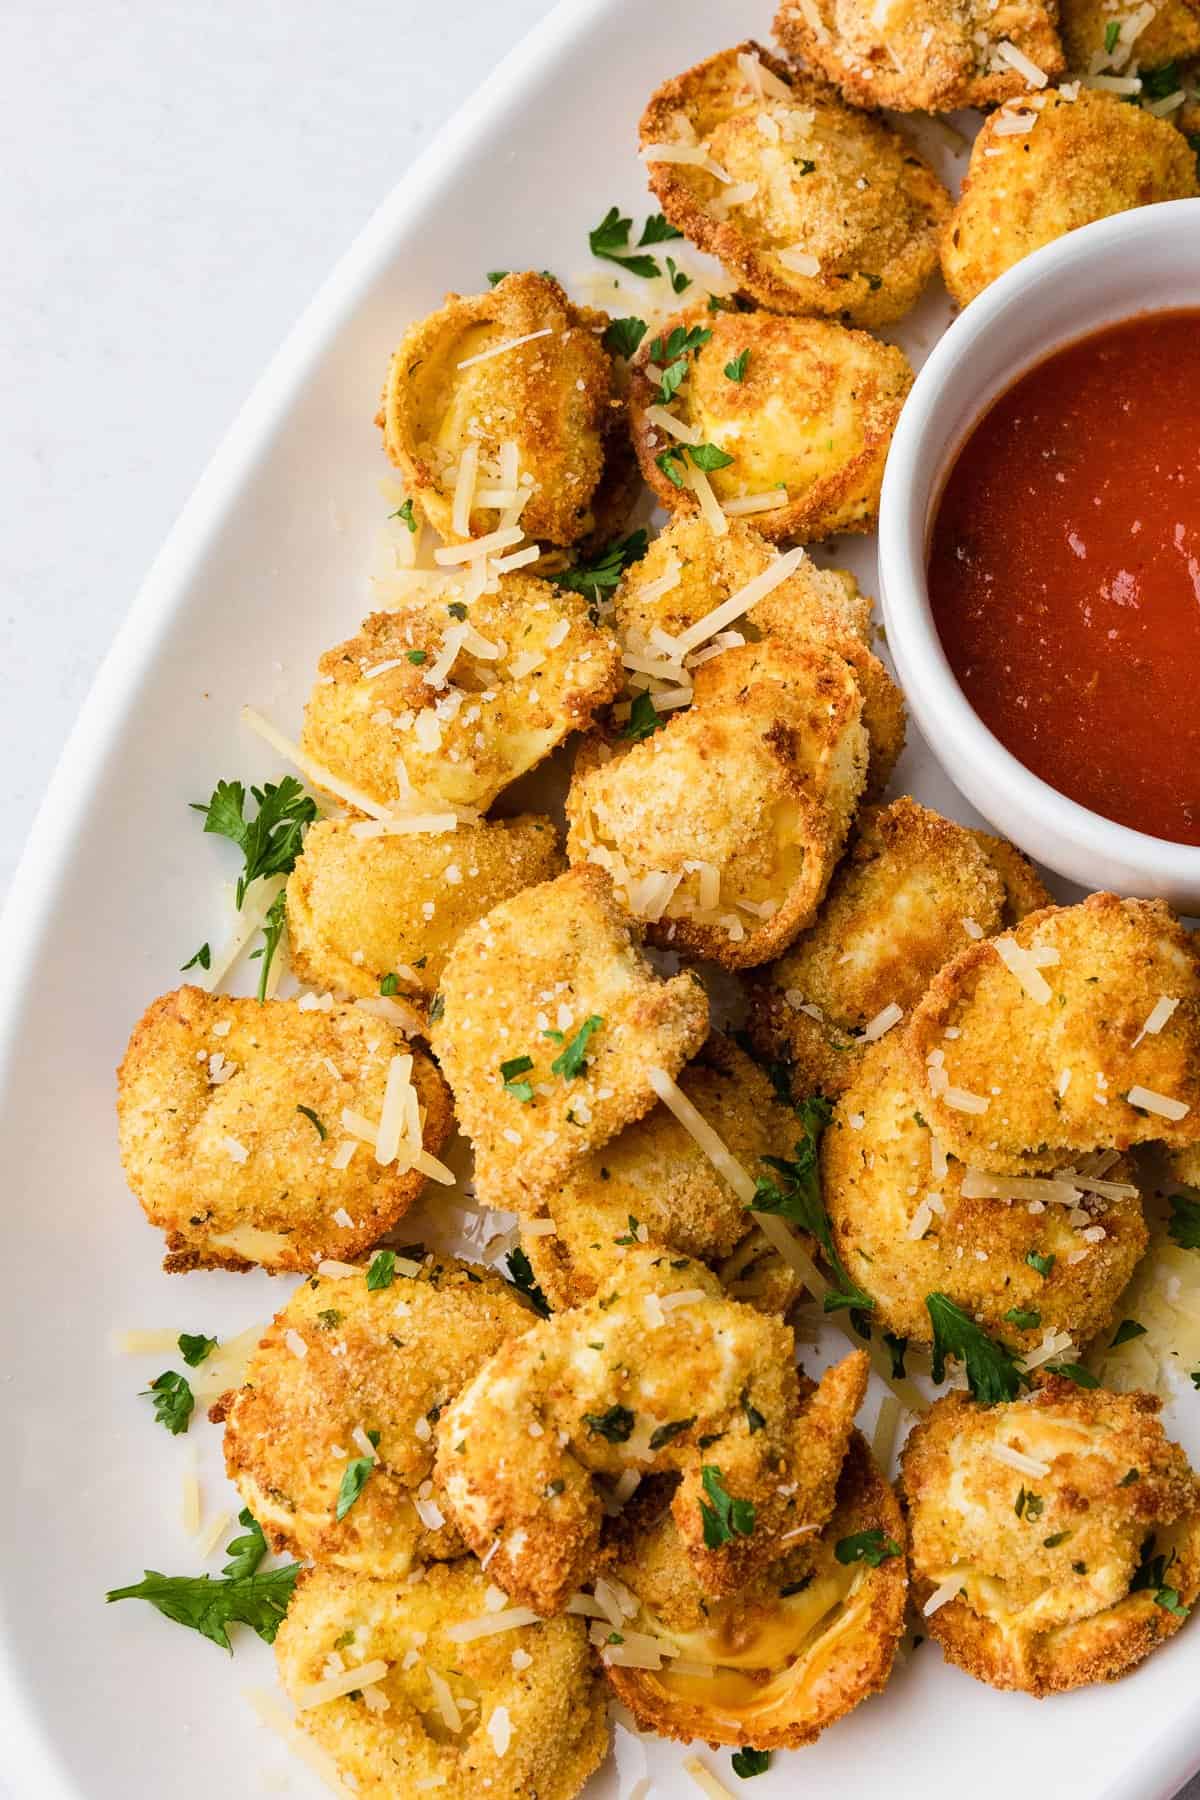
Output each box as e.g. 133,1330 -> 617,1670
217,1256 -> 528,1576
566,637 -> 867,969
377,270 -> 620,548
429,865 -> 709,1209
905,892 -> 1200,1171
1060,0 -> 1200,74
747,798 -> 1047,1099
822,1036 -> 1148,1347
275,1561 -> 608,1800
899,1383 -> 1200,1695
941,87 -> 1199,309
773,0 -> 1065,112
520,1033 -> 811,1310
116,987 -> 452,1273
629,307 -> 913,543
285,814 -> 564,1004
435,1239 -> 867,1615
300,576 -> 622,815
641,43 -> 950,325
605,1431 -> 906,1746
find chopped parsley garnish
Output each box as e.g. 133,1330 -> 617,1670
1014,1486 -> 1044,1521
724,348 -> 750,382
296,1104 -> 326,1140
1168,1192 -> 1200,1249
588,206 -> 662,279
583,1404 -> 635,1442
366,1250 -> 396,1291
1141,60 -> 1180,99
649,1416 -> 696,1450
500,1053 -> 535,1102
1110,1318 -> 1146,1349
883,1332 -> 909,1378
614,1214 -> 642,1245
505,1245 -> 552,1317
639,212 -> 683,245
447,601 -> 468,621
1043,1362 -> 1099,1388
621,690 -> 664,742
554,530 -> 648,597
248,888 -> 287,1001
180,942 -> 211,973
317,1308 -> 342,1330
551,1014 -> 603,1079
652,323 -> 711,404
190,776 -> 317,909
1120,1468 -> 1141,1486
926,1293 -> 1024,1402
1026,1250 -> 1056,1278
1104,19 -> 1120,51
742,1394 -> 766,1434
603,315 -> 649,359
688,441 -> 735,471
656,446 -> 687,488
106,1561 -> 300,1650
1156,1585 -> 1189,1617
795,157 -> 816,175
1043,1531 -> 1070,1548
391,498 -> 418,531
700,1465 -> 755,1548
487,270 -> 508,286
1004,1308 -> 1041,1331
428,993 -> 445,1021
335,1457 -> 374,1521
142,1370 -> 194,1436
405,649 -> 426,665
222,1508 -> 268,1579
380,972 -> 399,995
835,1529 -> 901,1567
177,1333 -> 217,1368
731,1749 -> 771,1778
750,1097 -> 873,1320
665,256 -> 690,294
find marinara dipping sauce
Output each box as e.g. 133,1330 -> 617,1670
928,309 -> 1200,845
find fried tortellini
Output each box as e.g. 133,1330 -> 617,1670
285,813 -> 564,1005
116,987 -> 452,1273
216,1256 -> 529,1576
900,1383 -> 1200,1694
300,574 -> 622,816
641,43 -> 950,325
378,270 -> 622,548
940,88 -> 1199,309
429,865 -> 709,1209
1059,0 -> 1200,75
630,308 -> 913,542
773,0 -> 1065,112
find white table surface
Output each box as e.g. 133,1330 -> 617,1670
1,4 -> 1197,1797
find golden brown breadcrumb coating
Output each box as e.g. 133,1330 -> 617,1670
900,1382 -> 1200,1694
116,987 -> 452,1273
435,1241 -> 869,1615
300,576 -> 622,817
941,87 -> 1199,308
905,893 -> 1200,1172
822,1036 -> 1147,1349
377,270 -> 620,548
748,798 -> 1049,1099
773,0 -> 1065,112
519,1034 -> 808,1312
275,1561 -> 607,1800
285,813 -> 564,1004
216,1255 -> 529,1576
567,635 -> 868,969
429,865 -> 709,1209
1060,0 -> 1200,73
640,43 -> 950,325
629,307 -> 913,543
605,1431 -> 906,1747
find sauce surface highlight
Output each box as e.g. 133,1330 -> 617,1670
928,309 -> 1200,846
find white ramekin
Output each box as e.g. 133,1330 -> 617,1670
879,197 -> 1200,907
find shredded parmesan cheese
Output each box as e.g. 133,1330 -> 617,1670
1133,996 -> 1178,1046
987,1441 -> 1051,1478
673,546 -> 807,656
446,1607 -> 541,1643
457,328 -> 553,370
683,1759 -> 735,1800
862,1002 -> 903,1042
993,936 -> 1055,1003
923,1576 -> 962,1617
296,1659 -> 390,1711
994,38 -> 1047,85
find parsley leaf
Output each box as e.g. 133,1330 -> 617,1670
1104,19 -> 1120,50
336,1457 -> 374,1521
487,270 -> 509,286
649,1416 -> 696,1450
688,442 -> 734,472
177,1333 -> 217,1368
366,1250 -> 396,1291
190,776 -> 318,908
296,1104 -> 326,1140
926,1293 -> 1025,1402
621,690 -> 665,742
107,1562 -> 299,1651
1043,1361 -> 1100,1388
391,498 -> 417,531
554,530 -> 648,597
835,1529 -> 901,1568
248,888 -> 287,1002
588,205 -> 661,279
405,650 -> 426,666
222,1508 -> 268,1579
1168,1192 -> 1200,1249
1156,1585 -> 1190,1618
750,1097 -> 873,1319
551,1015 -> 603,1079
1004,1308 -> 1041,1331
583,1404 -> 636,1442
1026,1250 -> 1056,1278
656,446 -> 687,487
883,1331 -> 909,1378
724,348 -> 750,382
143,1370 -> 194,1436
665,256 -> 691,294
380,972 -> 399,995
700,1465 -> 755,1548
1141,60 -> 1180,99
639,212 -> 683,245
505,1245 -> 552,1317
602,315 -> 648,359
731,1748 -> 771,1778
1110,1318 -> 1146,1349
180,943 -> 211,973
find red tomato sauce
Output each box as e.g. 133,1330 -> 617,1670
928,309 -> 1200,846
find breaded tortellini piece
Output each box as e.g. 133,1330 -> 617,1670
116,987 -> 452,1273
641,43 -> 950,325
377,270 -> 621,548
215,1256 -> 528,1576
435,1244 -> 869,1613
906,893 -> 1200,1173
748,798 -> 1050,1099
300,574 -> 622,815
604,1429 -> 906,1748
429,865 -> 709,1209
941,88 -> 1199,309
274,1561 -> 607,1800
900,1382 -> 1200,1694
1060,0 -> 1200,74
822,1036 -> 1148,1352
285,813 -> 564,1005
614,515 -> 904,798
520,1034 -> 808,1314
773,0 -> 1065,112
630,308 -> 912,543
567,636 -> 868,968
